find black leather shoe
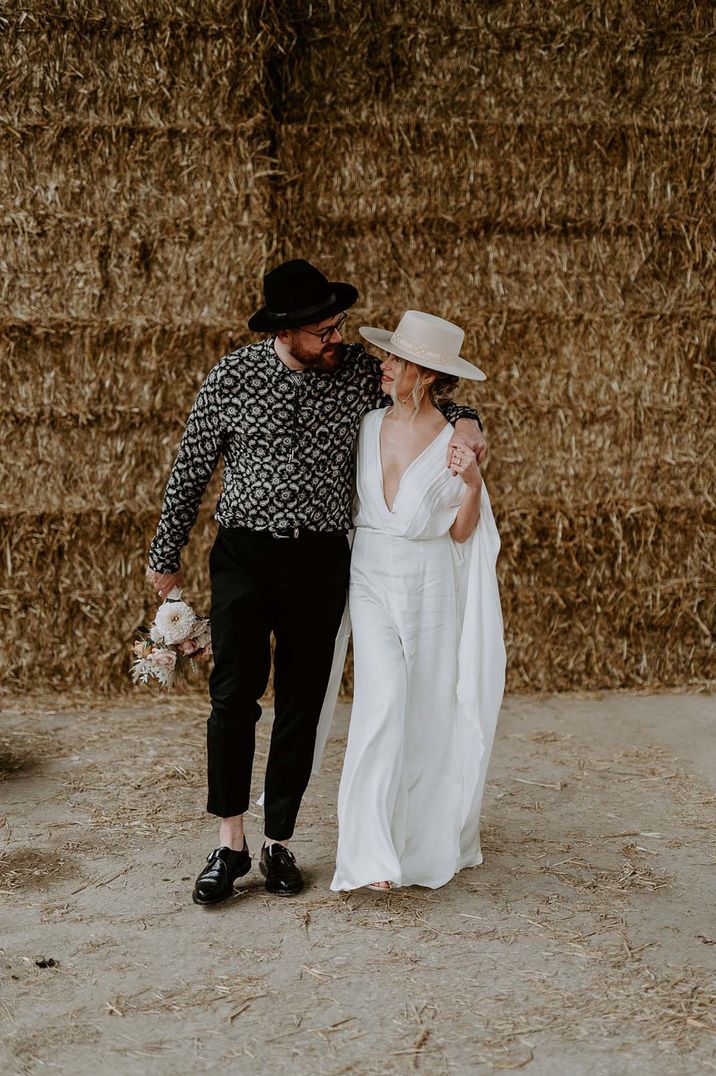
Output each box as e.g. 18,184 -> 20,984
192,843 -> 251,905
259,843 -> 304,896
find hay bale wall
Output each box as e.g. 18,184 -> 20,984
1,1 -> 713,694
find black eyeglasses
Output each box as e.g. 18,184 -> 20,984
300,313 -> 347,344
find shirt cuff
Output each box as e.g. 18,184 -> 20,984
452,407 -> 482,432
147,552 -> 181,575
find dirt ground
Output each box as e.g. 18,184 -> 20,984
0,689 -> 714,1075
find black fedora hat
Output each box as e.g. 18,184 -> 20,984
248,259 -> 359,333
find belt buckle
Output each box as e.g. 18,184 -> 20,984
271,527 -> 300,539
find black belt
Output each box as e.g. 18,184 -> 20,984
270,526 -> 347,540
271,526 -> 304,539
223,525 -> 345,541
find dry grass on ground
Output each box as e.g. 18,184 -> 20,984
0,689 -> 714,1074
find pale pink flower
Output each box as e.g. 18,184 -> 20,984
192,622 -> 212,651
147,647 -> 177,687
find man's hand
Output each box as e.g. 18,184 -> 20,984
146,566 -> 185,600
448,418 -> 486,472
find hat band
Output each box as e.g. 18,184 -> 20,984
267,292 -> 337,319
390,327 -> 455,364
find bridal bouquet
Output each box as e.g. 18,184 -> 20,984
130,588 -> 212,688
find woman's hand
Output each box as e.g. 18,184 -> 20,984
146,566 -> 185,600
450,419 -> 486,466
448,440 -> 482,489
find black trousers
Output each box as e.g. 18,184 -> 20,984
206,525 -> 350,840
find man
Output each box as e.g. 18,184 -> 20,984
146,259 -> 486,905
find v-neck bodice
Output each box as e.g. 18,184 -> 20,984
354,409 -> 466,539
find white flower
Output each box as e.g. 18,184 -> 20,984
154,600 -> 196,644
149,624 -> 163,643
165,586 -> 184,601
130,657 -> 153,684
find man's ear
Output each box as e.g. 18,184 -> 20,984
275,329 -> 293,346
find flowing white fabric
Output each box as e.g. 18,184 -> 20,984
311,561 -> 353,776
318,408 -> 505,891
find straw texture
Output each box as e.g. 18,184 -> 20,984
1,1 -> 713,693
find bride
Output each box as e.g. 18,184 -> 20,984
328,310 -> 506,892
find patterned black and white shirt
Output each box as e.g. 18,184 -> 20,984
147,337 -> 481,573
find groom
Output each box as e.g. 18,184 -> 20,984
146,259 -> 486,904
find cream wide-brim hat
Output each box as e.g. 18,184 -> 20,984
359,310 -> 486,381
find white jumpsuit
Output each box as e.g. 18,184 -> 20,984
323,408 -> 505,891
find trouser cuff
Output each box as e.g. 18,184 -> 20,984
206,797 -> 251,819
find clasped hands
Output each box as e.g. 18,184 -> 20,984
447,418 -> 485,488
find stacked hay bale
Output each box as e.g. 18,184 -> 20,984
1,1 -> 277,690
273,0 -> 715,691
1,0 -> 713,693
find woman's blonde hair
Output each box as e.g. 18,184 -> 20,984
390,358 -> 459,422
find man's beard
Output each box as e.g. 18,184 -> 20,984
290,340 -> 346,372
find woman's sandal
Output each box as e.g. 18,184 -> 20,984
366,881 -> 392,892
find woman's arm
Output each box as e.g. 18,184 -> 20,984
448,439 -> 483,544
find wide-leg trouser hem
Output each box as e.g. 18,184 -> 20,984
330,858 -> 483,892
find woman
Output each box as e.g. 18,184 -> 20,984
328,310 -> 505,892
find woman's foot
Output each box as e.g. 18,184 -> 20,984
366,881 -> 391,891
